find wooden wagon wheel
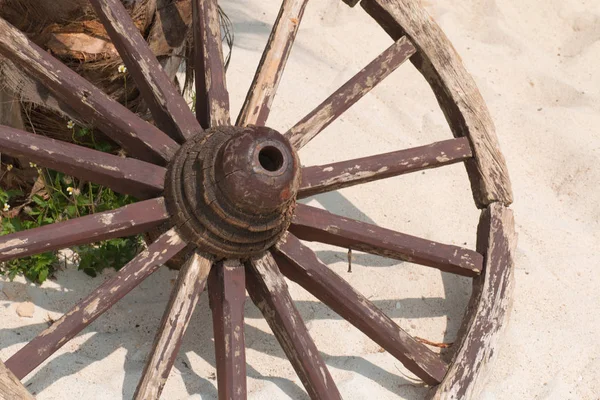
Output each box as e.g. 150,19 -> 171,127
0,0 -> 516,399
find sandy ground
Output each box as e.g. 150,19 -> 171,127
1,0 -> 600,398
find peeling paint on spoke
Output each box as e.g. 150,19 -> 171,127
285,36 -> 416,150
208,259 -> 247,399
193,0 -> 231,128
89,0 -> 202,143
273,233 -> 448,385
5,228 -> 187,380
246,253 -> 342,400
237,0 -> 309,127
0,17 -> 178,165
0,125 -> 165,198
0,198 -> 169,263
290,204 -> 483,277
298,137 -> 472,198
135,251 -> 212,400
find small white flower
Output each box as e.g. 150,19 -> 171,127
73,188 -> 81,196
3,203 -> 10,212
6,164 -> 13,171
29,162 -> 37,168
118,64 -> 127,74
63,176 -> 73,185
67,120 -> 75,129
66,187 -> 74,195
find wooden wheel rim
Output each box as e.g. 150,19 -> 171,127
0,1 -> 516,399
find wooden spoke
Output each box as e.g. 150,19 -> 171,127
0,360 -> 34,400
208,260 -> 247,400
431,203 -> 516,398
5,228 -> 187,380
236,0 -> 309,127
135,251 -> 212,400
89,0 -> 202,143
290,204 -> 483,277
285,36 -> 416,150
0,198 -> 168,263
361,0 -> 513,207
299,137 -> 472,198
0,125 -> 165,199
193,0 -> 231,128
0,17 -> 178,165
245,253 -> 341,400
273,233 -> 448,385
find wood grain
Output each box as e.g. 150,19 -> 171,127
237,0 -> 309,127
5,228 -> 187,380
209,259 -> 247,400
290,204 -> 483,277
285,36 -> 416,150
361,0 -> 513,208
0,89 -> 24,129
0,16 -> 178,165
135,251 -> 212,400
90,0 -> 203,143
0,360 -> 34,400
0,125 -> 165,199
0,198 -> 169,263
299,137 -> 472,198
246,253 -> 342,400
429,203 -> 516,399
193,0 -> 230,128
274,234 -> 448,385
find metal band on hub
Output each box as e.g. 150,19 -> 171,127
164,126 -> 300,259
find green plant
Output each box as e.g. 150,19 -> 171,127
0,126 -> 144,284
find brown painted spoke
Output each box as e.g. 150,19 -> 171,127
89,0 -> 202,143
208,260 -> 247,400
5,228 -> 187,380
299,137 -> 472,198
273,233 -> 448,384
135,251 -> 212,400
237,0 -> 309,127
290,204 -> 483,277
0,125 -> 165,199
246,253 -> 341,400
193,0 -> 231,128
285,36 -> 416,150
0,198 -> 168,263
0,17 -> 178,165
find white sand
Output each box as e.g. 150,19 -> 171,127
1,0 -> 599,398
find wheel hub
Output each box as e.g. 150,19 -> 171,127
164,125 -> 300,259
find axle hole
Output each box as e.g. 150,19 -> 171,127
259,146 -> 284,172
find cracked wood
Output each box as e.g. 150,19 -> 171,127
285,35 -> 416,150
361,0 -> 513,208
299,137 -> 472,198
0,125 -> 165,199
237,0 -> 309,127
0,16 -> 178,165
274,233 -> 448,385
193,0 -> 230,128
5,228 -> 187,380
290,204 -> 483,277
246,253 -> 342,400
135,251 -> 212,400
429,203 -> 516,399
0,360 -> 33,400
0,198 -> 169,263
